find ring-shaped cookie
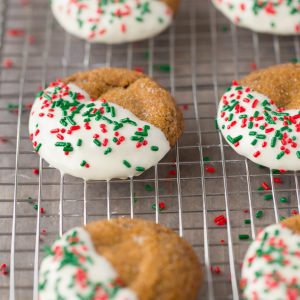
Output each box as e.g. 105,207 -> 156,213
217,64 -> 300,171
29,68 -> 183,180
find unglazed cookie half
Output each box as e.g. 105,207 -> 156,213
39,218 -> 202,300
217,64 -> 300,171
212,0 -> 300,35
51,0 -> 180,44
241,215 -> 300,299
29,68 -> 183,180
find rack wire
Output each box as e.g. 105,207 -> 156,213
0,0 -> 300,299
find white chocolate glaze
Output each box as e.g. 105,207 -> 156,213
51,0 -> 173,44
217,83 -> 300,171
29,81 -> 170,180
241,223 -> 300,300
212,0 -> 300,35
39,227 -> 137,300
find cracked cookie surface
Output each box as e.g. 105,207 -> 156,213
29,68 -> 183,180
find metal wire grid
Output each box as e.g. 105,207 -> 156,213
0,0 -> 300,299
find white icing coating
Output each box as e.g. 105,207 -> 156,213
241,223 -> 300,300
29,81 -> 170,180
39,227 -> 137,300
217,84 -> 300,171
51,0 -> 173,44
212,0 -> 300,35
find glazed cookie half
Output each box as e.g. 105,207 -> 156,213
212,0 -> 300,35
29,68 -> 183,180
51,0 -> 180,44
217,64 -> 300,171
241,215 -> 300,299
39,218 -> 202,300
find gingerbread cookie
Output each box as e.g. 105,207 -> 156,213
39,218 -> 202,300
217,64 -> 300,171
241,215 -> 300,299
212,0 -> 300,35
51,0 -> 180,44
29,68 -> 183,180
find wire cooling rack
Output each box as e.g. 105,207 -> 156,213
1,0 -> 300,299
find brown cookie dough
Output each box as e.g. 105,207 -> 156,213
162,0 -> 180,13
85,218 -> 202,300
281,214 -> 300,234
239,63 -> 300,109
64,67 -> 183,146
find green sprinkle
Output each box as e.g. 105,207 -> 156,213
151,203 -> 163,212
203,156 -> 210,162
271,137 -> 277,148
93,139 -> 101,147
244,219 -> 251,224
80,160 -> 86,167
239,234 -> 250,240
256,134 -> 266,139
111,106 -> 116,118
215,118 -> 219,130
33,203 -> 38,210
77,139 -> 82,146
280,197 -> 288,203
55,142 -> 66,147
66,116 -> 76,125
145,184 -> 154,191
297,151 -> 300,159
35,143 -> 42,152
264,194 -> 273,201
227,135 -> 243,144
104,147 -> 112,155
156,64 -> 171,72
123,160 -> 131,168
135,131 -> 148,137
251,139 -> 258,146
86,103 -> 95,108
276,151 -> 285,160
136,166 -> 145,172
255,210 -> 264,218
151,146 -> 159,151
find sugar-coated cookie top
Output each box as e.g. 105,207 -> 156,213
217,82 -> 300,170
51,0 -> 173,43
241,223 -> 300,300
39,227 -> 137,300
212,0 -> 300,35
29,81 -> 170,180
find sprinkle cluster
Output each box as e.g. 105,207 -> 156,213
213,0 -> 300,34
241,223 -> 300,300
217,82 -> 300,170
30,80 -> 162,177
60,0 -> 172,40
39,228 -> 136,300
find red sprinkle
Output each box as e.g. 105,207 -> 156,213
168,170 -> 177,176
205,166 -> 215,173
7,28 -> 24,37
2,58 -> 13,68
159,202 -> 166,210
273,177 -> 283,184
261,181 -> 270,190
214,214 -> 227,226
33,168 -> 39,175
